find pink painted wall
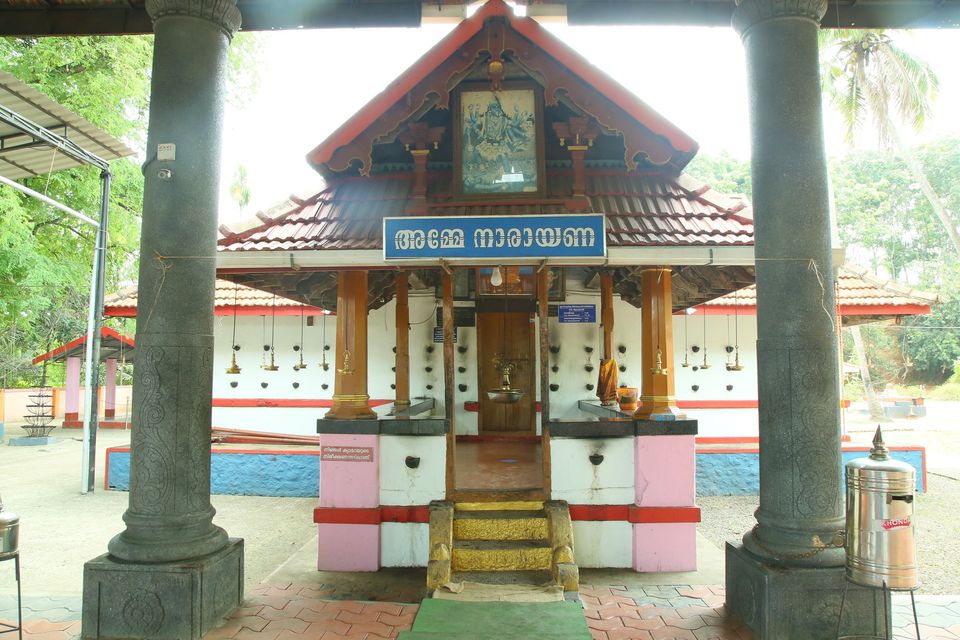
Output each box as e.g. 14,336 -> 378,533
633,522 -> 697,572
635,435 -> 696,507
318,433 -> 379,508
317,523 -> 379,571
65,357 -> 81,416
104,358 -> 117,416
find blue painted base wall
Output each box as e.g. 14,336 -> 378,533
696,449 -> 925,496
107,449 -> 319,497
106,447 -> 924,498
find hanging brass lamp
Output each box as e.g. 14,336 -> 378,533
226,282 -> 241,374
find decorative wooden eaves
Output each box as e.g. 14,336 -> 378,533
307,0 -> 698,178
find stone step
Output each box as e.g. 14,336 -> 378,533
455,500 -> 544,512
454,509 -> 548,541
450,570 -> 554,586
452,539 -> 552,572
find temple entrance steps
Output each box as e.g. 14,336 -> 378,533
426,500 -> 579,593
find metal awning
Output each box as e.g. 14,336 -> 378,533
0,69 -> 134,179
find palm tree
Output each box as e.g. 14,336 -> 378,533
820,30 -> 948,419
229,164 -> 252,217
820,30 -> 957,253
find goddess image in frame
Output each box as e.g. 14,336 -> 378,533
461,89 -> 537,194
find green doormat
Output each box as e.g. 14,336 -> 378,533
397,598 -> 591,640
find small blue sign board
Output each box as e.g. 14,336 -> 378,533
383,214 -> 606,260
558,304 -> 596,323
433,327 -> 458,343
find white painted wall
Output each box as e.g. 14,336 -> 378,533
380,522 -> 429,567
572,520 -> 633,568
208,273 -> 763,437
379,435 -> 446,506
550,437 -> 635,504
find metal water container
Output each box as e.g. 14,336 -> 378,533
845,427 -> 918,590
0,496 -> 19,560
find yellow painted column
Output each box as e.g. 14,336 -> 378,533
635,267 -> 684,420
325,270 -> 377,420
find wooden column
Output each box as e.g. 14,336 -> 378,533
600,271 -> 614,361
442,270 -> 456,496
325,270 -> 376,420
635,267 -> 683,420
538,268 -> 552,495
394,272 -> 410,409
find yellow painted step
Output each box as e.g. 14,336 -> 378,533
455,501 -> 544,512
451,540 -> 552,572
454,510 -> 548,541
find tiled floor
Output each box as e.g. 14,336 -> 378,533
3,583 -> 960,639
454,440 -> 542,490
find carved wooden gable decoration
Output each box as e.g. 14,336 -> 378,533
306,0 -> 699,183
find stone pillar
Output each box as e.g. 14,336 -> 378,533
725,1 -> 888,637
64,356 -> 81,423
104,358 -> 117,418
395,272 -> 410,409
83,3 -> 244,638
634,267 -> 682,420
325,270 -> 376,420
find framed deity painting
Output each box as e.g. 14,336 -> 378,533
457,86 -> 542,195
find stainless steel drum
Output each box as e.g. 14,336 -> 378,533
0,497 -> 19,560
845,427 -> 918,590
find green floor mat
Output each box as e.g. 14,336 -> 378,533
397,598 -> 591,639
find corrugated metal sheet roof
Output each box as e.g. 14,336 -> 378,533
218,170 -> 754,252
0,70 -> 134,179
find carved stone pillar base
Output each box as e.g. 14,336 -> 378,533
726,542 -> 890,639
82,538 -> 243,640
325,394 -> 376,420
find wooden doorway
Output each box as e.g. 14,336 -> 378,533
476,300 -> 536,434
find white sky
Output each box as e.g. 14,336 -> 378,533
217,21 -> 960,223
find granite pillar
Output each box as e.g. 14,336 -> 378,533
725,1 -> 888,636
82,2 -> 244,638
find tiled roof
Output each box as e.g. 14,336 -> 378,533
32,327 -> 134,364
218,170 -> 753,253
307,0 -> 697,176
104,279 -> 320,315
703,265 -> 937,312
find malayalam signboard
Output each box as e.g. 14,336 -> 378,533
383,214 -> 606,260
320,446 -> 374,463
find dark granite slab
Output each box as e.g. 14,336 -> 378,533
318,418 -> 449,435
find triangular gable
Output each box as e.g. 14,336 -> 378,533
307,0 -> 698,176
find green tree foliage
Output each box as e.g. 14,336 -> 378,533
686,151 -> 752,199
0,33 -> 260,389
0,36 -> 152,387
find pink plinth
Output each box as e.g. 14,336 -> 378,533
65,356 -> 81,416
104,358 -> 117,417
633,522 -> 697,572
635,435 -> 695,507
317,523 -> 379,571
318,433 -> 379,508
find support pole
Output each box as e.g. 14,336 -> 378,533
634,267 -> 681,420
325,270 -> 376,420
80,169 -> 109,494
394,272 -> 410,410
600,271 -> 614,362
442,270 -> 456,497
537,268 -> 551,495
